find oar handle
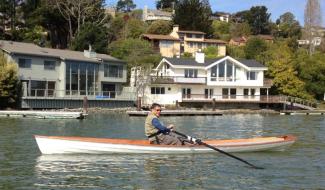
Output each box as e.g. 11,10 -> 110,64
174,131 -> 264,170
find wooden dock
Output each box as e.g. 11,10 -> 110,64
127,110 -> 223,116
0,110 -> 86,119
280,110 -> 325,115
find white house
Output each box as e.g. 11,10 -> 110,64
133,52 -> 271,105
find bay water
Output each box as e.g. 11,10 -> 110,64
0,113 -> 324,189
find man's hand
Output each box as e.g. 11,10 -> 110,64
167,124 -> 175,131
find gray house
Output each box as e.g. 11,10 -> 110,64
0,40 -> 134,108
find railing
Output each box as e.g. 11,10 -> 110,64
151,76 -> 206,84
24,89 -> 136,100
182,94 -> 277,101
181,94 -> 318,108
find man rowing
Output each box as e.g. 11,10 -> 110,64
145,103 -> 187,145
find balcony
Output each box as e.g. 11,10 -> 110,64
23,89 -> 136,100
151,76 -> 206,84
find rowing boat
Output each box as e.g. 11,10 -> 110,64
34,135 -> 296,155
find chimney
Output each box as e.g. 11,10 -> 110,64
195,50 -> 205,63
173,25 -> 179,33
84,44 -> 97,58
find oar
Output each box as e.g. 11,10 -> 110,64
174,131 -> 264,169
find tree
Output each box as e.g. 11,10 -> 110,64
244,37 -> 268,59
34,2 -> 69,48
108,38 -> 161,67
156,0 -> 176,10
211,20 -> 230,40
226,45 -> 245,59
304,0 -> 322,55
116,0 -> 136,13
0,52 -> 20,109
173,0 -> 212,35
108,38 -> 161,87
202,46 -> 219,58
123,18 -> 146,39
294,51 -> 325,100
71,22 -> 108,53
275,12 -> 301,39
146,20 -> 172,35
246,6 -> 271,35
50,0 -> 108,45
230,22 -> 251,38
258,42 -> 311,99
107,16 -> 126,43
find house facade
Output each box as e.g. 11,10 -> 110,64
142,6 -> 172,22
133,53 -> 271,105
0,40 -> 128,99
142,25 -> 227,58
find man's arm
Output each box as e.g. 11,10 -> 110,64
152,118 -> 170,133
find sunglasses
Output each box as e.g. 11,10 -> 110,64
155,109 -> 161,112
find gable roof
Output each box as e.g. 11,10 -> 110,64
237,59 -> 266,67
157,56 -> 266,71
0,40 -> 124,63
164,57 -> 224,67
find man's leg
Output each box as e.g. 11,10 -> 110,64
158,133 -> 183,145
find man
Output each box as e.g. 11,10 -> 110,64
145,103 -> 184,145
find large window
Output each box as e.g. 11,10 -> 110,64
210,65 -> 217,81
219,62 -> 225,78
226,62 -> 233,80
66,62 -> 99,96
185,69 -> 198,78
151,87 -> 165,94
18,58 -> 31,68
104,64 -> 123,78
44,60 -> 56,70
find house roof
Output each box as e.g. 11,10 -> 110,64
164,57 -> 224,67
0,40 -> 124,63
142,34 -> 180,41
163,56 -> 266,68
178,30 -> 205,35
230,36 -> 247,43
237,59 -> 266,67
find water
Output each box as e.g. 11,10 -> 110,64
0,113 -> 324,189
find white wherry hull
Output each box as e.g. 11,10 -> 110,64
35,135 -> 296,155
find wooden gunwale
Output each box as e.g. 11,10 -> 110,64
34,135 -> 296,148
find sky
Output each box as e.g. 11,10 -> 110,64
106,0 -> 325,27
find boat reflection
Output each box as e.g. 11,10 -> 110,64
34,153 -> 220,189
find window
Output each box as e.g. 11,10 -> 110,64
104,64 -> 124,78
210,65 -> 217,81
18,58 -> 31,68
247,71 -> 257,80
227,62 -> 233,78
185,69 -> 198,78
151,87 -> 165,94
160,40 -> 173,48
219,62 -> 225,78
44,60 -> 56,70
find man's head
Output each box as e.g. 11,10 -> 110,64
150,103 -> 162,117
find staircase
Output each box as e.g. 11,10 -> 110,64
281,96 -> 317,110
